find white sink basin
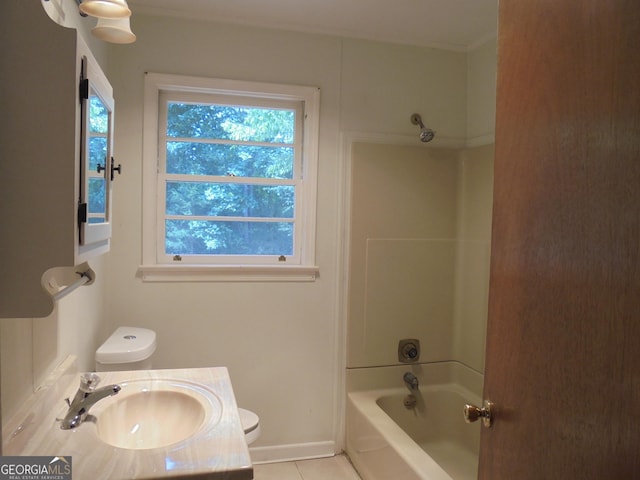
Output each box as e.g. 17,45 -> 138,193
94,379 -> 222,450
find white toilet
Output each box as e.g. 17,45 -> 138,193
239,407 -> 261,445
95,326 -> 261,445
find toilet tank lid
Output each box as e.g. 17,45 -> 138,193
95,327 -> 157,364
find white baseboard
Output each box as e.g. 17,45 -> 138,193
250,441 -> 337,464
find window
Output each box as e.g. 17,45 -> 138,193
140,74 -> 320,281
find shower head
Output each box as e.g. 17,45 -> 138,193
419,128 -> 435,143
410,113 -> 435,143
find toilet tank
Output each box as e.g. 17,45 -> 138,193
95,327 -> 157,372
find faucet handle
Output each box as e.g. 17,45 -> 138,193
79,373 -> 101,392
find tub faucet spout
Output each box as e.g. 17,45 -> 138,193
60,373 -> 121,430
403,372 -> 419,391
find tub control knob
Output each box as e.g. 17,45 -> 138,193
404,345 -> 418,359
464,400 -> 494,428
398,339 -> 420,363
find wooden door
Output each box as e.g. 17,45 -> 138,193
479,0 -> 640,478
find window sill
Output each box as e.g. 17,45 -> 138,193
137,264 -> 319,282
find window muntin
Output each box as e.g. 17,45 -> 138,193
157,91 -> 305,265
165,182 -> 295,218
166,142 -> 294,178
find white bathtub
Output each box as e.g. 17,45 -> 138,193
346,362 -> 482,480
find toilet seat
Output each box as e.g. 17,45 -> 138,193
239,408 -> 260,445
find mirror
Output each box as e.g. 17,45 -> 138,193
79,55 -> 113,246
87,92 -> 109,224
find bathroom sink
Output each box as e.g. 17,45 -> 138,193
3,366 -> 252,479
94,379 -> 222,450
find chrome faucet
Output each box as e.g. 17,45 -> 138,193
60,373 -> 121,430
403,372 -> 419,391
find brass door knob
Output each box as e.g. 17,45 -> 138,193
463,400 -> 494,427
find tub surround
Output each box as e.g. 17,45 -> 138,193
2,357 -> 253,480
347,143 -> 494,374
346,361 -> 483,394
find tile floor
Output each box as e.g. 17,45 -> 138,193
253,455 -> 362,480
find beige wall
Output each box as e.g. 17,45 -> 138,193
104,16 -> 344,455
340,40 -> 467,140
1,2 -> 497,459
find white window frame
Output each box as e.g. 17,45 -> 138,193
139,73 -> 320,282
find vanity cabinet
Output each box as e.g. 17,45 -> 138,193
0,1 -> 116,318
